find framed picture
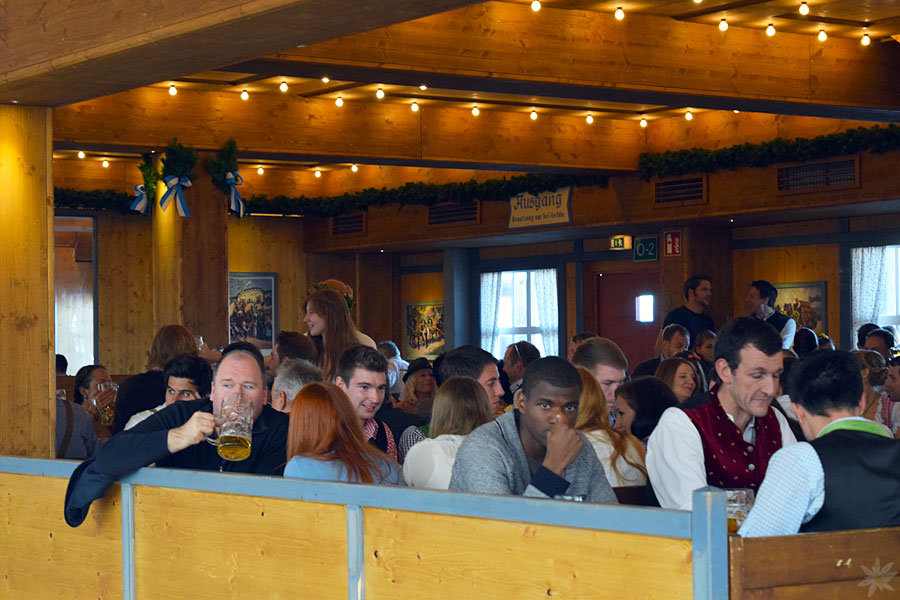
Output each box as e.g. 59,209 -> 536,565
228,272 -> 278,350
774,281 -> 827,334
405,302 -> 445,360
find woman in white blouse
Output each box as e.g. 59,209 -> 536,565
402,376 -> 492,489
575,366 -> 647,487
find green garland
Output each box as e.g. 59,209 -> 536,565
138,153 -> 159,205
245,172 -> 609,217
161,137 -> 198,181
206,139 -> 239,197
55,188 -> 135,214
638,124 -> 900,181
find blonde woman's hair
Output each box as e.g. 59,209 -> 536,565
429,376 -> 492,438
852,349 -> 888,387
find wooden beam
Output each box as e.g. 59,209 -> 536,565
0,0 -> 481,107
273,1 -> 900,122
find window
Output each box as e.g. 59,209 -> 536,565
636,294 -> 654,323
879,245 -> 900,328
54,216 -> 96,373
480,268 -> 558,357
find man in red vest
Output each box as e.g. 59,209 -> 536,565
647,317 -> 798,510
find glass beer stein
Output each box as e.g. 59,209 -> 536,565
207,393 -> 253,461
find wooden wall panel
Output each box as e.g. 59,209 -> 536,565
97,213 -> 155,373
364,508 -> 693,599
355,254 -> 395,344
0,474 -> 122,597
54,158 -> 140,194
133,487 -> 347,599
732,244 -> 840,340
321,165 -> 519,198
0,105 -> 54,458
228,216 -> 307,336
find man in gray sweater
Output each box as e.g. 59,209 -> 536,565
450,356 -> 618,504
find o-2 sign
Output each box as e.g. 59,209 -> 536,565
633,235 -> 659,262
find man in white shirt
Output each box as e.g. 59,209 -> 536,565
744,280 -> 797,349
647,317 -> 797,510
502,340 -> 540,397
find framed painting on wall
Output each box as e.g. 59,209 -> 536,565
405,302 -> 445,360
228,272 -> 278,350
774,281 -> 827,335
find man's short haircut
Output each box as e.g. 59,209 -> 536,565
662,323 -> 689,343
857,323 -> 880,349
695,330 -> 717,347
436,345 -> 497,386
684,274 -> 711,301
272,359 -> 324,404
714,317 -> 783,372
55,354 -> 68,375
276,331 -> 318,363
335,345 -> 389,383
787,351 -> 863,416
571,337 -> 628,372
522,356 -> 583,398
887,355 -> 900,369
507,340 -> 540,367
866,328 -> 895,351
571,331 -> 599,344
163,354 -> 213,397
376,340 -> 401,359
215,342 -> 265,379
749,279 -> 778,308
792,327 -> 819,359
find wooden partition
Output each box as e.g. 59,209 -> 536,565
0,457 -> 726,600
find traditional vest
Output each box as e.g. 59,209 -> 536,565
682,387 -> 784,491
801,419 -> 900,533
765,311 -> 789,333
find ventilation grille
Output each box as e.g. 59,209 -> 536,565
331,212 -> 365,236
653,176 -> 706,206
428,200 -> 479,226
777,158 -> 858,193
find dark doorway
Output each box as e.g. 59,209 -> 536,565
595,270 -> 660,373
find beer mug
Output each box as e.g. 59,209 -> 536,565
207,393 -> 253,461
92,381 -> 118,426
725,488 -> 755,533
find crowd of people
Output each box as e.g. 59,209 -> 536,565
59,276 -> 899,539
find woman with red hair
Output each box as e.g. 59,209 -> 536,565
283,382 -> 405,485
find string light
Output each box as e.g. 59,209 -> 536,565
530,110 -> 538,120
766,23 -> 776,37
531,0 -> 541,11
799,2 -> 809,15
586,113 -> 594,124
168,84 -> 177,96
321,77 -> 330,83
861,30 -> 871,46
279,81 -> 288,92
419,84 -> 428,91
240,90 -> 249,101
335,96 -> 344,107
411,101 -> 419,112
615,7 -> 624,20
314,170 -> 322,178
693,0 -> 702,3
733,109 -> 740,114
351,164 -> 359,172
376,88 -> 385,99
719,19 -> 728,32
472,105 -> 480,116
102,160 -> 109,168
685,110 -> 693,121
77,151 -> 85,159
640,117 -> 648,128
257,167 -> 264,175
818,29 -> 827,42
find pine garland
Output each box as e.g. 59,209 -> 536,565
54,188 -> 135,214
206,139 -> 239,197
160,137 -> 198,181
138,153 -> 159,204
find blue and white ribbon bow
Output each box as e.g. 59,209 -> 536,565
225,171 -> 246,218
130,184 -> 149,214
159,175 -> 192,217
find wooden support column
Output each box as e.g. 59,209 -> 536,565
0,105 -> 54,457
152,152 -> 229,347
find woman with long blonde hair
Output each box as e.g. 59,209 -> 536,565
303,289 -> 375,379
575,367 -> 647,487
284,382 -> 404,485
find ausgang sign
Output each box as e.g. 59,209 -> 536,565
508,186 -> 572,230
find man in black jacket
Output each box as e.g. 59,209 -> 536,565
65,343 -> 288,527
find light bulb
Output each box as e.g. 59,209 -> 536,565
615,7 -> 624,20
321,77 -> 330,83
586,114 -> 594,124
77,151 -> 85,159
719,18 -> 728,32
419,84 -> 427,91
280,81 -> 288,92
102,160 -> 109,168
472,105 -> 480,116
375,88 -> 385,99
640,117 -> 648,128
799,2 -> 809,15
685,110 -> 693,121
818,29 -> 827,42
335,96 -> 344,107
530,110 -> 538,120
257,167 -> 264,175
693,0 -> 702,3
240,89 -> 249,101
861,32 -> 871,46
314,170 -> 322,178
411,101 -> 419,112
766,23 -> 775,36
351,164 -> 358,172
733,109 -> 740,114
531,0 -> 541,11
168,84 -> 177,96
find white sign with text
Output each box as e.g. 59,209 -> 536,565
508,186 -> 572,230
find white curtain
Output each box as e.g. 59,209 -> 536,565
533,268 -> 559,356
480,272 -> 502,355
851,245 -> 887,345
